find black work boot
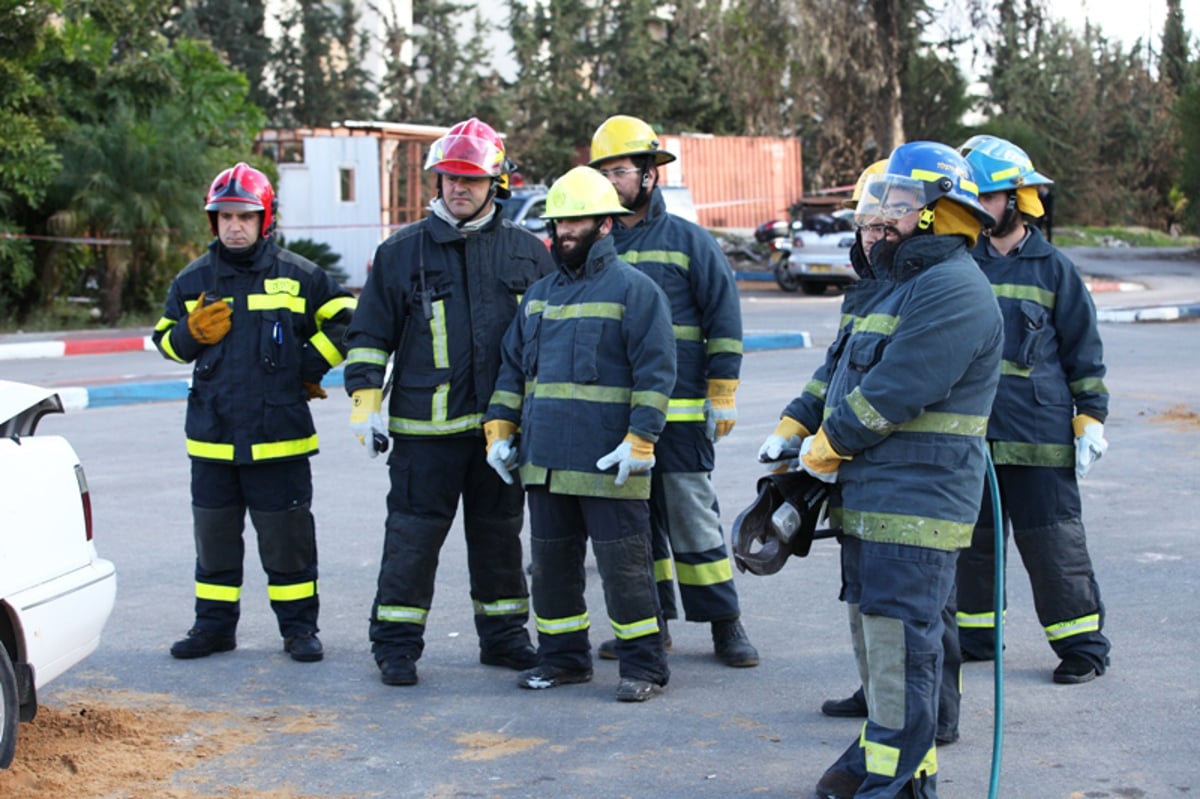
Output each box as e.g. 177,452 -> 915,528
517,664 -> 593,690
598,620 -> 671,660
1053,654 -> 1100,684
480,642 -> 538,671
379,657 -> 419,686
284,631 -> 324,662
712,619 -> 759,667
170,628 -> 236,659
821,686 -> 868,717
814,767 -> 863,799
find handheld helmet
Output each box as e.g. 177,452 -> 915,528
588,115 -> 676,167
731,470 -> 833,576
205,162 -> 276,237
960,134 -> 1052,223
843,160 -> 888,210
542,166 -> 632,220
425,117 -> 515,199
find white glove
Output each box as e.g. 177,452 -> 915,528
1075,422 -> 1108,479
596,435 -> 655,487
350,413 -> 387,459
799,435 -> 839,484
758,433 -> 803,471
349,388 -> 388,460
705,400 -> 738,443
487,436 -> 519,485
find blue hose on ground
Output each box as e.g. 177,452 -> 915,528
985,450 -> 1004,799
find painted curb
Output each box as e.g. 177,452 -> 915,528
0,335 -> 155,361
1096,303 -> 1200,324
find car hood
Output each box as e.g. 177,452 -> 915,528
0,380 -> 64,436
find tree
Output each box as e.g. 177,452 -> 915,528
173,0 -> 274,115
1161,0 -> 1190,93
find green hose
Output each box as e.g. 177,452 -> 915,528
984,450 -> 1004,798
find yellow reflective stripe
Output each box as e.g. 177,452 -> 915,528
536,612 -> 590,635
633,390 -> 671,415
347,347 -> 389,366
992,283 -> 1056,308
955,610 -> 997,629
675,558 -> 734,587
989,441 -> 1073,467
843,509 -> 975,550
1045,613 -> 1101,642
155,316 -> 174,332
534,382 -> 632,403
803,378 -> 827,401
309,329 -> 343,366
1001,359 -> 1033,377
377,605 -> 428,624
543,302 -> 625,321
526,299 -> 547,316
431,383 -> 449,421
389,414 -> 483,435
268,580 -> 317,602
852,313 -> 900,335
847,387 -> 895,433
610,615 -> 660,640
619,249 -> 691,271
1069,376 -> 1108,395
864,734 -> 902,778
251,435 -> 319,460
247,294 -> 307,313
263,277 -> 301,296
673,324 -> 702,342
157,320 -> 186,363
666,397 -> 706,422
897,412 -> 989,436
315,295 -> 356,322
431,299 -> 449,368
473,598 -> 530,616
187,439 -> 236,460
917,743 -> 938,775
654,558 -> 675,582
990,165 -> 1022,182
490,390 -> 522,411
196,582 -> 240,602
542,468 -> 651,500
706,336 -> 743,355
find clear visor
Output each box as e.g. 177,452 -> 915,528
424,134 -> 506,176
853,174 -> 940,223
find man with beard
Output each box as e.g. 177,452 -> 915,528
343,118 -> 554,687
764,142 -> 1003,799
483,166 -> 676,702
587,115 -> 758,668
957,135 -> 1111,685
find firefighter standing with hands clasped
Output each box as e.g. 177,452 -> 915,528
155,162 -> 356,663
342,118 -> 554,687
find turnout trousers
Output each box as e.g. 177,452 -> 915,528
825,536 -> 956,799
956,464 -> 1110,671
370,436 -> 531,664
190,458 -> 318,639
527,486 -> 669,685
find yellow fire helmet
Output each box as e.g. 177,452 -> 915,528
543,166 -> 633,220
844,160 -> 889,210
588,115 -> 677,167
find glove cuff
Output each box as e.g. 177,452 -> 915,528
773,416 -> 810,441
624,432 -> 655,460
352,388 -> 383,413
811,428 -> 851,462
707,378 -> 739,399
1072,414 -> 1102,437
484,419 -> 517,448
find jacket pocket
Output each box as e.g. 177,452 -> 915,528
521,313 -> 542,379
1015,300 -> 1050,369
258,311 -> 298,375
572,319 -> 602,383
263,390 -> 315,442
847,335 -> 887,373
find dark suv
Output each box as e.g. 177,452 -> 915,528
499,186 -> 550,245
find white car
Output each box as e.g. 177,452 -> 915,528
776,210 -> 858,295
0,380 -> 117,768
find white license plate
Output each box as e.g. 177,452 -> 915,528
807,264 -> 832,273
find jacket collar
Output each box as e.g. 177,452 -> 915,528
557,232 -> 618,281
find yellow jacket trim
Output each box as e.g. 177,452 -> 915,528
268,580 -> 318,602
250,435 -> 319,461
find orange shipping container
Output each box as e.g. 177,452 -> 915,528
659,134 -> 803,230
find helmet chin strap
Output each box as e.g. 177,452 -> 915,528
993,192 -> 1020,238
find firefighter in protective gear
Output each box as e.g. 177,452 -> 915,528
485,166 -> 676,702
776,141 -> 1002,799
343,118 -> 554,687
958,134 -> 1111,684
794,160 -> 963,746
588,115 -> 758,668
154,162 -> 355,663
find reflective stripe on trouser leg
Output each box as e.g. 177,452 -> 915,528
370,512 -> 452,660
527,488 -> 592,673
461,442 -> 533,655
250,507 -> 319,637
651,470 -> 740,622
841,536 -> 952,799
192,504 -> 246,634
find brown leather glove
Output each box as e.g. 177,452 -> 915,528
303,381 -> 327,400
187,292 -> 232,344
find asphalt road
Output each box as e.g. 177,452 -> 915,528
15,246 -> 1200,798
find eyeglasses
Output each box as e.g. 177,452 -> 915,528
596,167 -> 640,180
878,203 -> 918,218
857,223 -> 890,236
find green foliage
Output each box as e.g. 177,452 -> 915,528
271,0 -> 375,127
1177,65 -> 1200,233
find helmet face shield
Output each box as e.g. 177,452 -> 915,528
854,174 -> 940,223
425,133 -> 506,177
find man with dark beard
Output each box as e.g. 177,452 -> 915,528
483,166 -> 676,703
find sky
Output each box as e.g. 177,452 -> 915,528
1049,0 -> 1174,49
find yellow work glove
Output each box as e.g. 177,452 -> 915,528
303,381 -> 327,401
484,419 -> 519,485
758,416 -> 811,473
596,433 -> 655,487
705,378 -> 739,443
349,388 -> 386,458
1072,413 -> 1108,479
187,291 -> 232,345
799,427 -> 850,483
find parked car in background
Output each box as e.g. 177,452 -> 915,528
500,183 -> 702,245
775,209 -> 857,294
0,381 -> 117,769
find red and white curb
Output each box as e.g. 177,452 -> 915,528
0,335 -> 155,361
